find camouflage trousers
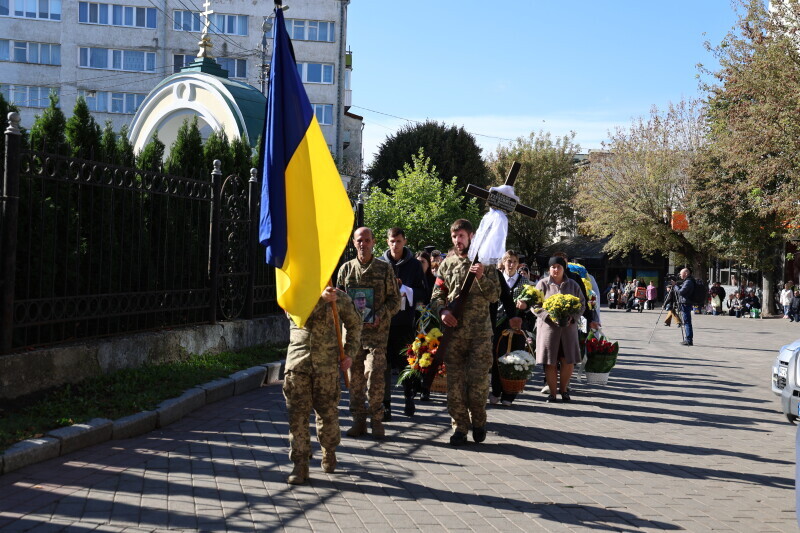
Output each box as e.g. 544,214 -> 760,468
283,370 -> 341,464
348,345 -> 386,421
446,333 -> 493,434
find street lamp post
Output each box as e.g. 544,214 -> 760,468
260,5 -> 288,95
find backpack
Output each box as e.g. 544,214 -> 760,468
690,278 -> 709,306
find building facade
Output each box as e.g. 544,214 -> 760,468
0,0 -> 362,175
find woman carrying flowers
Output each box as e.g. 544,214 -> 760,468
532,256 -> 585,403
489,250 -> 536,406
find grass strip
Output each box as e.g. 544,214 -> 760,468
0,344 -> 286,452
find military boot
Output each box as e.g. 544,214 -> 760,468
321,449 -> 337,473
346,417 -> 367,437
371,418 -> 385,439
287,462 -> 309,485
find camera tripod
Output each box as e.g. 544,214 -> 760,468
647,305 -> 685,344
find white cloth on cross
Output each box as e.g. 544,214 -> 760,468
468,185 -> 519,266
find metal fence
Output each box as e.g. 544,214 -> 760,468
0,113 -> 285,354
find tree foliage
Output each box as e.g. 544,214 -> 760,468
229,134 -> 253,180
65,96 -> 101,159
99,121 -> 117,164
701,0 -> 800,229
487,131 -> 580,259
28,92 -> 66,154
136,132 -> 165,172
202,129 -> 232,180
364,148 -> 481,253
574,100 -> 707,268
116,125 -> 136,168
164,117 -> 204,178
367,120 -> 489,194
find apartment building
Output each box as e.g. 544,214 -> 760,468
0,0 -> 361,168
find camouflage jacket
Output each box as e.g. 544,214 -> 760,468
286,289 -> 363,374
336,256 -> 400,348
430,254 -> 500,337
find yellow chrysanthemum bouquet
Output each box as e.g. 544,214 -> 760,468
516,284 -> 544,308
397,307 -> 445,386
542,293 -> 582,327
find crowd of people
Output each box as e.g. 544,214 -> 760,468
281,221 -> 798,484
280,220 -> 594,484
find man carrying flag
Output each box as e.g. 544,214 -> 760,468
259,3 -> 355,480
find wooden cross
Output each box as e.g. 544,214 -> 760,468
423,161 -> 538,389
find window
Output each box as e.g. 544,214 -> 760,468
297,62 -> 333,84
174,10 -> 246,35
217,57 -> 246,78
0,40 -> 60,65
79,47 -> 155,72
79,2 -> 155,28
0,84 -> 58,107
284,19 -> 335,42
313,104 -> 333,126
5,0 -> 59,19
173,54 -> 192,73
79,89 -> 144,114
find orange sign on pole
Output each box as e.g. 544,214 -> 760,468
671,211 -> 689,232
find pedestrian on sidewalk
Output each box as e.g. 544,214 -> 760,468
646,281 -> 657,310
379,227 -> 426,419
676,268 -> 695,346
533,256 -> 586,403
284,287 -> 361,485
431,219 -> 500,446
337,227 -> 401,440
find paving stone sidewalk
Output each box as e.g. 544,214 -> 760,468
0,309 -> 798,532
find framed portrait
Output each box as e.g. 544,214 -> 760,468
348,287 -> 375,324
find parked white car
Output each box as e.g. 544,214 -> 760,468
773,339 -> 800,422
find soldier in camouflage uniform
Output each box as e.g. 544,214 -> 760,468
337,227 -> 401,439
430,219 -> 500,446
284,286 -> 362,485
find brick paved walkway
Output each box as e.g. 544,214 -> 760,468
0,309 -> 798,532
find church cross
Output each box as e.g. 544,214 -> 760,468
201,0 -> 215,35
423,161 -> 538,389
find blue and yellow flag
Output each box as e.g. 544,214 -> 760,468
259,7 -> 353,327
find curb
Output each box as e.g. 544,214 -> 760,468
1,359 -> 286,475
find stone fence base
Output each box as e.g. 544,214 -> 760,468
0,316 -> 289,400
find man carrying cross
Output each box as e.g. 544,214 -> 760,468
428,163 -> 536,446
430,218 -> 500,446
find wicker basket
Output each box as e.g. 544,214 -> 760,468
430,374 -> 447,393
585,372 -> 610,386
500,377 -> 527,394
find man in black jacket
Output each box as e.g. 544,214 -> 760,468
676,268 -> 695,346
379,228 -> 426,419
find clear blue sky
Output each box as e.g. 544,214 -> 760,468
346,1 -> 743,166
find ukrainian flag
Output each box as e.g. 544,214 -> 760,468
259,7 -> 354,328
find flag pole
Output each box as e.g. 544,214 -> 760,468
328,281 -> 350,389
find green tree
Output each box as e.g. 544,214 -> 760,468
116,125 -> 135,168
65,96 -> 101,159
487,131 -> 580,259
367,120 -> 489,194
574,100 -> 708,270
697,0 -> 800,311
99,121 -> 117,164
136,132 -> 165,172
202,129 -> 232,179
164,117 -> 203,178
28,91 -> 66,154
229,134 -> 253,180
364,148 -> 481,253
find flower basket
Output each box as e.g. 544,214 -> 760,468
583,330 -> 619,382
430,373 -> 447,393
500,377 -> 527,394
585,372 -> 610,386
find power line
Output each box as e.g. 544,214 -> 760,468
350,105 -> 515,142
